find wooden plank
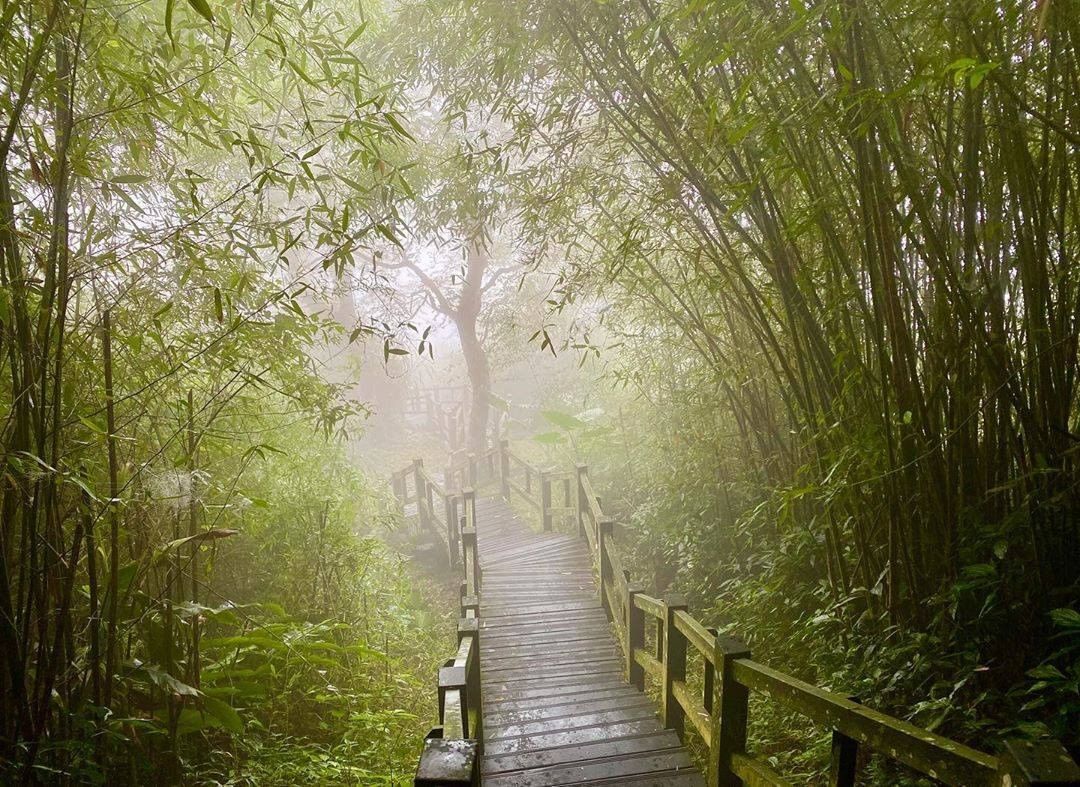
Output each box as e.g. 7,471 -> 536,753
485,706 -> 663,740
485,694 -> 656,726
483,748 -> 695,786
576,772 -> 704,786
482,731 -> 684,775
483,719 -> 668,756
463,493 -> 703,786
483,677 -> 630,704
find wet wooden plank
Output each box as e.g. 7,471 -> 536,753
483,731 -> 684,774
484,748 -> 695,786
474,494 -> 703,785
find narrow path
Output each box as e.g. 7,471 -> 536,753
475,495 -> 704,786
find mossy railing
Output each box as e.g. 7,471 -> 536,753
399,438 -> 1080,786
395,462 -> 482,787
496,445 -> 1080,787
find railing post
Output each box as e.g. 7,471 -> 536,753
499,439 -> 510,500
462,488 -> 480,592
426,477 -> 435,523
703,626 -> 717,714
598,518 -> 614,620
414,732 -> 478,786
540,471 -> 553,531
661,595 -> 688,737
626,583 -> 646,691
413,458 -> 428,530
829,709 -> 859,786
462,526 -> 477,597
458,516 -> 468,570
459,592 -> 479,620
562,476 -> 571,507
708,633 -> 751,787
444,494 -> 458,569
438,661 -> 468,737
575,464 -> 588,540
458,618 -> 482,749
996,739 -> 1080,785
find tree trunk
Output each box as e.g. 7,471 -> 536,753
457,238 -> 491,453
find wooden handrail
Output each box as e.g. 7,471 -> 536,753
408,442 -> 1079,786
562,460 -> 1080,787
412,483 -> 483,786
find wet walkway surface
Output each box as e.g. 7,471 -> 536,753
475,495 -> 704,786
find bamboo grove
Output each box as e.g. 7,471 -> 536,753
0,0 -> 430,782
400,0 -> 1080,738
3,0 -> 1080,781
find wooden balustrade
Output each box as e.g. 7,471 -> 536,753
496,450 -> 1080,787
408,443 -> 1080,786
407,462 -> 483,786
393,458 -> 464,569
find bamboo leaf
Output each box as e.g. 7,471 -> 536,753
186,0 -> 214,23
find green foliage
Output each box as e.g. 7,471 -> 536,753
0,0 -> 445,782
398,0 -> 1080,776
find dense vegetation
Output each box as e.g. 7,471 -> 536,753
2,0 -> 1078,783
394,0 -> 1080,774
0,0 -> 449,783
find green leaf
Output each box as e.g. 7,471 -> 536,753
175,708 -> 216,736
374,223 -> 401,246
203,696 -> 243,733
186,0 -> 213,23
138,664 -> 201,697
158,529 -> 239,560
164,0 -> 174,41
1050,608 -> 1080,631
1027,664 -> 1065,681
541,410 -> 585,430
383,112 -> 415,141
532,431 -> 565,445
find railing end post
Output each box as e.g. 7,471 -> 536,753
708,632 -> 751,787
457,617 -> 479,640
414,733 -> 479,786
498,439 -> 511,500
575,464 -> 589,539
626,583 -> 646,691
598,518 -> 615,620
661,594 -> 689,737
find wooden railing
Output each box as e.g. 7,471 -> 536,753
406,466 -> 483,786
495,448 -> 1080,787
404,386 -> 508,457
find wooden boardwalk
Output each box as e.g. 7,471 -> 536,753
474,495 -> 704,786
404,453 -> 1080,786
